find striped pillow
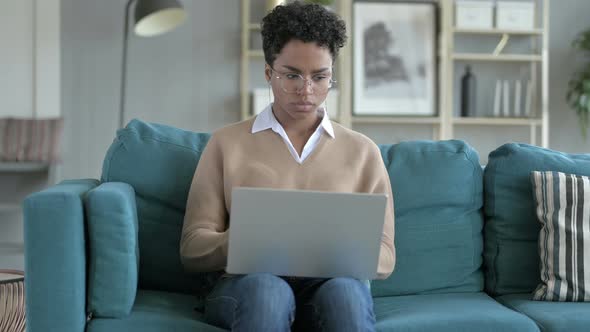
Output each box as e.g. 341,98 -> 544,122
531,171 -> 590,302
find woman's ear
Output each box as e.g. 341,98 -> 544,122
264,65 -> 272,84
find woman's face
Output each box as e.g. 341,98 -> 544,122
265,39 -> 333,121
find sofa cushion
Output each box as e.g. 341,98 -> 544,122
371,140 -> 484,297
374,292 -> 539,332
86,290 -> 224,332
497,293 -> 590,332
484,144 -> 590,296
85,182 -> 139,317
101,119 -> 218,294
531,171 -> 590,302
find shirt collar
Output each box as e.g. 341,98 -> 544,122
251,103 -> 335,138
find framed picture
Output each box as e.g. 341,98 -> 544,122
353,1 -> 437,116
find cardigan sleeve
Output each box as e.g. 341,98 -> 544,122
180,134 -> 229,273
370,146 -> 396,280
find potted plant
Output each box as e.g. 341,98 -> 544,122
566,28 -> 590,139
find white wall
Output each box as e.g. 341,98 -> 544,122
59,0 -> 590,180
546,1 -> 590,153
0,0 -> 61,118
0,0 -> 33,117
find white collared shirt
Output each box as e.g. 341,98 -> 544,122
251,103 -> 335,164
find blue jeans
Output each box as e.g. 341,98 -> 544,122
204,273 -> 376,331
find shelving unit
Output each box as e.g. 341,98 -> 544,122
452,117 -> 542,126
452,53 -> 542,62
239,0 -> 549,149
352,116 -> 442,125
453,28 -> 543,35
441,0 -> 549,148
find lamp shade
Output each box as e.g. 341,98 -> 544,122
134,0 -> 187,37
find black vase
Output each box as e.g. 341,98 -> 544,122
460,66 -> 477,117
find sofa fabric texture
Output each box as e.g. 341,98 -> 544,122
372,141 -> 484,297
85,182 -> 140,317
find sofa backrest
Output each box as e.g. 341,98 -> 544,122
371,140 -> 485,297
101,120 -> 487,296
101,119 -> 212,294
483,143 -> 590,296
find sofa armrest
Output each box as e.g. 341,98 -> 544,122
85,182 -> 139,318
23,179 -> 100,332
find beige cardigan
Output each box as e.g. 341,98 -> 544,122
180,117 -> 395,279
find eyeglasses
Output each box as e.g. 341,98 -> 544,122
270,68 -> 336,94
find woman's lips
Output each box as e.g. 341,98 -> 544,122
292,102 -> 315,112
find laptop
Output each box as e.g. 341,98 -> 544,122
226,187 -> 387,280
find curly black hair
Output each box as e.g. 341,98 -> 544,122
261,1 -> 347,66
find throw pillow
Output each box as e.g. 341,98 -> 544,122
531,171 -> 590,302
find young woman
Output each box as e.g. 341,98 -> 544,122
181,2 -> 395,331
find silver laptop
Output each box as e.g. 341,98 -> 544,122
226,187 -> 387,280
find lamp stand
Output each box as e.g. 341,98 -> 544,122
119,0 -> 135,129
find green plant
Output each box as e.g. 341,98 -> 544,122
566,29 -> 590,139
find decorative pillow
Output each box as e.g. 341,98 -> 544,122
85,182 -> 140,317
531,171 -> 590,302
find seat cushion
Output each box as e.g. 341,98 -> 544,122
497,293 -> 590,332
101,119 -> 219,294
86,290 -> 224,332
375,292 -> 539,332
85,182 -> 139,317
372,140 -> 484,297
484,143 -> 590,296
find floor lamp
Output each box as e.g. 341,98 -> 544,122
119,0 -> 187,128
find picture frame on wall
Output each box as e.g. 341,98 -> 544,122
353,1 -> 437,116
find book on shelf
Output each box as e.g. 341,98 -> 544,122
492,79 -> 534,118
502,80 -> 510,117
514,80 -> 522,117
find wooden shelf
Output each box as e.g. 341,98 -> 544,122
453,53 -> 542,62
453,28 -> 543,35
0,162 -> 49,172
247,50 -> 264,58
248,23 -> 261,30
352,116 -> 441,125
453,117 -> 542,126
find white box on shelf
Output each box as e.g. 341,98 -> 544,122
496,1 -> 535,30
252,88 -> 339,119
455,1 -> 494,29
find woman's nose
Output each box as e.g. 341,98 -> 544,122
299,79 -> 314,95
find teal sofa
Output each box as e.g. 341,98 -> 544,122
23,119 -> 590,332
